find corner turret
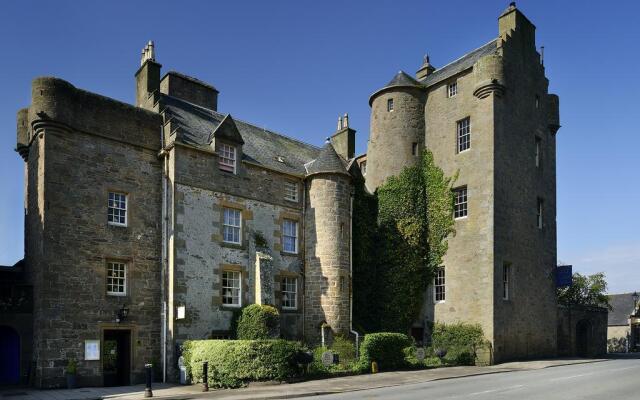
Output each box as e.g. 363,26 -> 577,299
304,142 -> 352,343
365,71 -> 426,192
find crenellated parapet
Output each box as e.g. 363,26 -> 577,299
473,54 -> 506,99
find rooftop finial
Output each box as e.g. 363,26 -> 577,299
423,54 -> 430,65
509,2 -> 516,8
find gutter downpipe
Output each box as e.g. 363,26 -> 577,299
349,194 -> 359,358
160,126 -> 168,383
301,178 -> 307,344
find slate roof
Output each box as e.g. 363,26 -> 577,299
386,71 -> 423,88
419,39 -> 498,88
305,143 -> 349,177
161,94 -> 321,176
608,293 -> 638,326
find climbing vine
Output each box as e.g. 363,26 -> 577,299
353,151 -> 457,333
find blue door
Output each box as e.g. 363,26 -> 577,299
0,326 -> 20,385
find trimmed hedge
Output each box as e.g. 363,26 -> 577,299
358,332 -> 412,371
182,339 -> 304,388
431,322 -> 485,365
236,304 -> 280,339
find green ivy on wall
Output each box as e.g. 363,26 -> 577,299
353,151 -> 456,333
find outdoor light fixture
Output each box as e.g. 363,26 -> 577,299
116,305 -> 129,323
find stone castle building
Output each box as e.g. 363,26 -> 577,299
8,3 -> 560,388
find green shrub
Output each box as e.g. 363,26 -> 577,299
236,304 -> 280,339
358,332 -> 412,371
182,339 -> 304,388
308,336 -> 359,376
431,323 -> 485,365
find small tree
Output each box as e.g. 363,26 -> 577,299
236,304 -> 280,339
557,272 -> 611,310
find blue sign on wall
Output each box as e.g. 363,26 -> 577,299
556,265 -> 573,288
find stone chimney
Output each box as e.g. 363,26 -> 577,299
416,54 -> 436,80
330,113 -> 355,160
160,72 -> 219,111
135,41 -> 162,110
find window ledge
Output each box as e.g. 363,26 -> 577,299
221,241 -> 245,250
281,251 -> 300,257
454,216 -> 468,221
108,222 -> 128,228
221,304 -> 242,310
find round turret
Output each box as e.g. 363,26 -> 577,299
366,71 -> 426,192
303,143 -> 352,343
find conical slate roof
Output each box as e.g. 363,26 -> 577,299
369,70 -> 424,105
385,70 -> 423,88
305,143 -> 349,177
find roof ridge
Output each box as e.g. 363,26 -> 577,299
161,94 -> 321,151
419,37 -> 498,82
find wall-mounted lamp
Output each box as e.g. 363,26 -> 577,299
116,305 -> 129,323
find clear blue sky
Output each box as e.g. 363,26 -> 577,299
1,1 -> 638,293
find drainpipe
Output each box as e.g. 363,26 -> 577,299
301,179 -> 306,343
159,126 -> 168,383
349,194 -> 359,358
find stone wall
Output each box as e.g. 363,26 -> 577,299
22,79 -> 163,387
166,144 -> 304,379
557,305 -> 608,357
492,10 -> 558,361
422,64 -> 496,351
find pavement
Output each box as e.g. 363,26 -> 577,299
0,357 -> 627,400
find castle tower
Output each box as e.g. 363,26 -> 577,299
304,143 -> 352,342
365,71 -> 426,192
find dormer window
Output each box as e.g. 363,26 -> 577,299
218,143 -> 236,173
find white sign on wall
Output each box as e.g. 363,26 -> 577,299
177,305 -> 186,320
85,340 -> 100,361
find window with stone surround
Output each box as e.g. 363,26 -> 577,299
387,98 -> 394,112
535,136 -> 541,168
282,219 -> 298,254
284,181 -> 298,202
412,142 -> 418,156
108,192 -> 127,226
448,81 -> 458,98
537,198 -> 543,229
281,277 -> 297,310
457,117 -> 471,153
218,143 -> 236,173
434,267 -> 445,302
453,186 -> 468,219
222,270 -> 241,307
503,263 -> 511,300
223,208 -> 242,244
106,262 -> 126,296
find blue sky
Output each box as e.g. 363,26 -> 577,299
0,1 -> 638,293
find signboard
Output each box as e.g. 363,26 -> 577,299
177,305 -> 186,320
85,340 -> 100,361
321,351 -> 334,367
415,347 -> 426,362
556,265 -> 572,288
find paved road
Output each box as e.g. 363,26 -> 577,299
300,358 -> 640,400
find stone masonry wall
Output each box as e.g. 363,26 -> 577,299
166,144 -> 304,379
23,78 -> 163,387
422,66 -> 496,350
492,14 -> 558,361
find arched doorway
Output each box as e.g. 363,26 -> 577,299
0,326 -> 20,385
576,319 -> 592,357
